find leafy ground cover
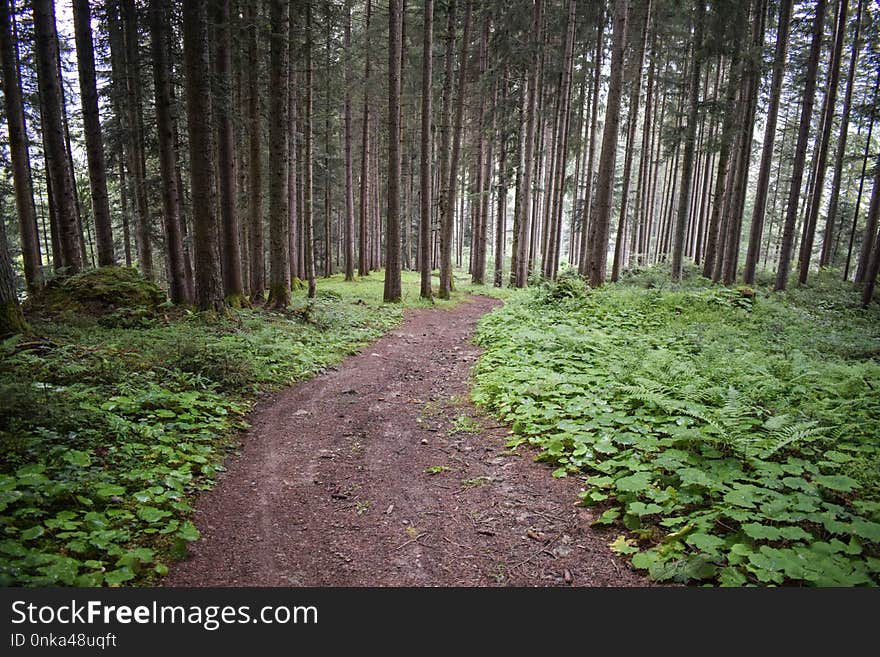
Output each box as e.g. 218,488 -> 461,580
0,268 -> 474,586
472,268 -> 880,585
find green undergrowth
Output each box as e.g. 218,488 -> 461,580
0,268 -> 479,586
472,269 -> 880,586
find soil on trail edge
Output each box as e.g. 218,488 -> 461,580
168,295 -> 645,587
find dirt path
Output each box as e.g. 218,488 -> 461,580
168,296 -> 644,587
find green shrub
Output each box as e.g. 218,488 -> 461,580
473,271 -> 880,586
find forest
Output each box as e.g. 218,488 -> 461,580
0,0 -> 878,588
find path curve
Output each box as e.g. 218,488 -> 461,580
168,296 -> 644,586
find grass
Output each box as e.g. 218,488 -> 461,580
472,268 -> 880,586
0,267 -> 501,586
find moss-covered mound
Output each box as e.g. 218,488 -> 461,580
28,267 -> 166,319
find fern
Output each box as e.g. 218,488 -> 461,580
755,420 -> 825,458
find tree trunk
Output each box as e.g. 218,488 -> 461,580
72,0 -> 114,267
439,0 -> 472,299
344,1 -> 356,282
797,0 -> 847,284
631,29 -> 658,267
303,2 -> 316,298
702,52 -> 740,279
515,0 -> 543,287
213,0 -> 244,304
106,0 -> 131,267
587,0 -> 628,287
721,0 -> 765,285
471,11 -> 491,285
182,0 -> 224,311
419,0 -> 434,299
358,0 -> 372,277
774,0 -> 827,291
670,0 -> 703,280
743,0 -> 792,284
384,0 -> 403,302
820,0 -> 863,268
578,16 -> 603,276
31,0 -> 81,274
545,0 -> 576,281
0,0 -> 42,289
0,216 -> 28,335
121,0 -> 153,279
859,153 -> 880,306
245,1 -> 264,302
613,0 -> 650,282
150,0 -> 191,303
266,0 -> 291,307
850,71 -> 880,282
509,84 -> 525,287
494,72 -> 510,288
289,63 -> 299,286
323,22 -> 332,279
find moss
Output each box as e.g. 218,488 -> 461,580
0,301 -> 30,336
267,284 -> 291,309
225,293 -> 248,309
27,267 -> 166,318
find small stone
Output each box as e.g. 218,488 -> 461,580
420,438 -> 428,445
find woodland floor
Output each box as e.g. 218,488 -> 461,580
167,295 -> 645,587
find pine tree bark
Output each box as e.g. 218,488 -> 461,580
578,16 -> 603,276
106,0 -> 131,267
702,52 -> 740,279
182,0 -> 224,311
150,0 -> 191,303
0,0 -> 42,289
514,0 -> 543,287
31,0 -> 81,274
323,22 -> 333,279
471,11 -> 491,285
774,0 -> 827,291
245,1 -> 264,302
343,1 -> 356,282
494,94 -> 509,287
121,0 -> 153,279
213,0 -> 245,304
670,0 -> 702,280
303,2 -> 316,298
545,0 -> 576,281
721,0 -> 765,285
439,0 -> 472,299
587,0 -> 628,287
820,0 -> 863,268
72,0 -> 114,267
851,72 -> 880,282
358,0 -> 372,277
0,216 -> 28,335
436,0 -> 456,286
384,0 -> 403,302
289,63 -> 299,286
859,153 -> 880,306
743,0 -> 792,284
419,0 -> 434,299
613,0 -> 650,282
266,0 -> 291,307
631,29 -> 658,267
797,0 -> 847,284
